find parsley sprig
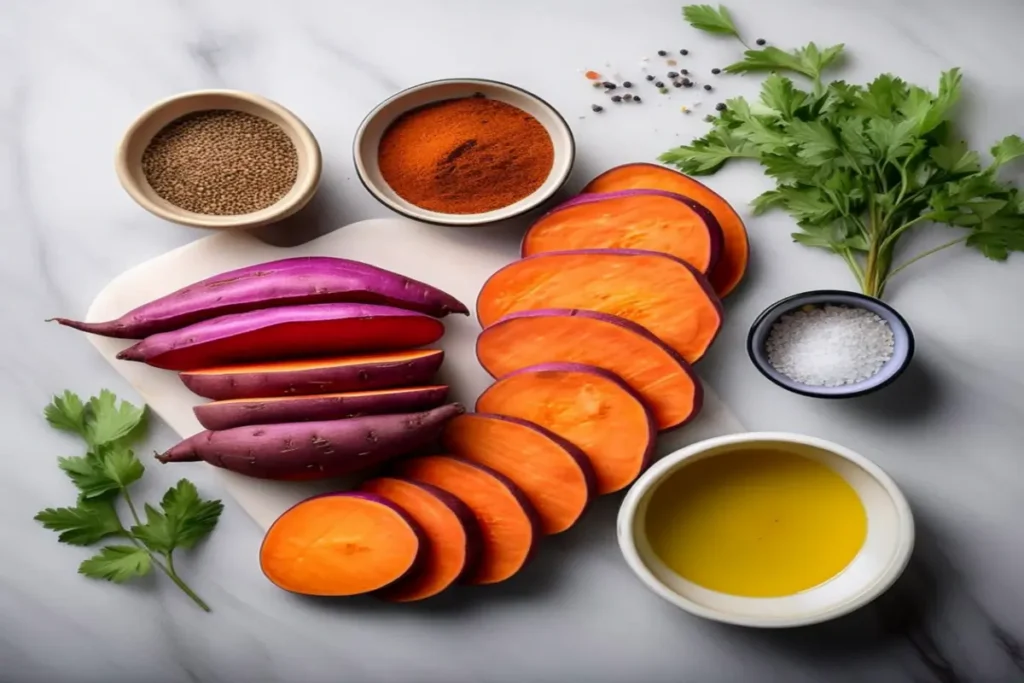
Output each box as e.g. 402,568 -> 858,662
668,6 -> 1024,298
36,390 -> 222,611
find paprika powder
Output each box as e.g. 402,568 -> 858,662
377,96 -> 554,214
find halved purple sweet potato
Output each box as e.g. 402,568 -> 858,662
260,492 -> 426,596
360,477 -> 483,602
442,413 -> 596,535
53,256 -> 468,339
118,303 -> 444,371
476,363 -> 655,494
476,249 -> 722,363
193,385 -> 449,431
522,190 -> 723,275
476,309 -> 702,431
157,403 -> 464,480
180,349 -> 444,400
394,455 -> 541,586
583,163 -> 749,297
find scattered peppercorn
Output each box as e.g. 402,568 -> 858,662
667,71 -> 679,78
704,84 -> 713,91
142,110 -> 298,216
681,69 -> 690,75
645,74 -> 655,81
673,80 -> 683,88
711,68 -> 722,75
657,50 -> 668,56
680,49 -> 689,55
591,104 -> 604,112
683,79 -> 693,88
715,102 -> 727,111
659,87 -> 669,94
611,95 -> 623,103
756,38 -> 767,46
603,82 -> 617,89
592,81 -> 603,88
633,96 -> 642,103
655,81 -> 665,88
623,81 -> 633,88
623,93 -> 634,101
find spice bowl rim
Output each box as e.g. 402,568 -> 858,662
352,77 -> 576,227
115,88 -> 323,230
617,431 -> 916,628
746,289 -> 915,399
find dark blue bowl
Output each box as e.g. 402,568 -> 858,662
746,290 -> 915,398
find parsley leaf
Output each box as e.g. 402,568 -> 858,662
58,453 -> 122,498
35,494 -> 124,546
45,391 -> 88,438
85,390 -> 146,447
682,4 -> 741,38
724,43 -> 844,82
79,545 -> 152,583
131,480 -> 223,552
992,135 -> 1024,169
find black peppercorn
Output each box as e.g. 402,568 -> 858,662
591,104 -> 604,112
623,93 -> 633,101
756,38 -> 766,46
682,79 -> 693,88
611,95 -> 623,103
715,102 -> 727,111
655,81 -> 664,88
623,81 -> 633,88
673,80 -> 683,88
681,69 -> 689,75
711,68 -> 721,75
680,49 -> 689,55
603,82 -> 617,89
657,50 -> 668,56
704,84 -> 713,91
646,74 -> 655,81
667,71 -> 679,78
633,96 -> 642,103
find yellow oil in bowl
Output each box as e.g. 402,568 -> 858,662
644,449 -> 867,598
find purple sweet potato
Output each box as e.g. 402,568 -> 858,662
179,349 -> 445,400
52,257 -> 468,339
260,491 -> 427,596
117,303 -> 445,371
522,190 -> 723,275
157,403 -> 464,480
193,385 -> 449,431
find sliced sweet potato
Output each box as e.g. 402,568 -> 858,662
260,492 -> 425,596
583,163 -> 749,297
476,363 -> 655,494
360,477 -> 482,602
442,413 -> 596,535
476,309 -> 702,431
394,455 -> 540,585
193,385 -> 449,431
476,249 -> 722,363
522,190 -> 723,275
180,349 -> 444,400
118,303 -> 444,371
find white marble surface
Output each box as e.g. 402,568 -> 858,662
3,0 -> 1024,681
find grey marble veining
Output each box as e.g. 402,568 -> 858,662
3,1 -> 1024,682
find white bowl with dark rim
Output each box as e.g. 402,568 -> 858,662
746,290 -> 915,398
352,78 -> 575,227
617,432 -> 915,628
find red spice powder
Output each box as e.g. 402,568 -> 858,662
377,97 -> 555,214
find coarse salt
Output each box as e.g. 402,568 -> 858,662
765,305 -> 895,387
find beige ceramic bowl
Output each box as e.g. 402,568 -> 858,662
353,78 -> 575,227
116,90 -> 322,229
618,433 -> 915,628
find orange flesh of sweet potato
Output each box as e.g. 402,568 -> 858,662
476,249 -> 722,363
259,493 -> 423,596
583,163 -> 749,297
476,310 -> 702,431
394,455 -> 540,585
442,413 -> 596,535
522,191 -> 721,274
476,363 -> 656,494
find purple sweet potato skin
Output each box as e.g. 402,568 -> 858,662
116,303 -> 444,369
193,386 -> 450,431
157,403 -> 465,480
53,257 -> 468,339
524,189 -> 724,272
180,350 -> 445,400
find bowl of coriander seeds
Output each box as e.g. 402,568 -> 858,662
746,290 -> 915,398
116,90 -> 321,229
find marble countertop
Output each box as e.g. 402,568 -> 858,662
4,0 -> 1024,681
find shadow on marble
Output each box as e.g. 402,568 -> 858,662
847,353 -> 942,423
251,185 -> 348,247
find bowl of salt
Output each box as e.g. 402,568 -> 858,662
747,290 -> 914,398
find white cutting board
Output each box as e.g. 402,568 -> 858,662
85,217 -> 745,530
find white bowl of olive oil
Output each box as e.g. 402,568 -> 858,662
617,433 -> 914,628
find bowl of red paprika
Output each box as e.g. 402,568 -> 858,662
354,78 -> 575,226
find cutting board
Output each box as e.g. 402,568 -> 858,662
86,217 -> 745,530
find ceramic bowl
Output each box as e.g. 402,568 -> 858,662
746,290 -> 915,398
116,89 -> 322,229
617,432 -> 915,628
353,78 -> 575,226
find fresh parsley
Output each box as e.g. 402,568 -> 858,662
36,390 -> 222,611
673,6 -> 1024,298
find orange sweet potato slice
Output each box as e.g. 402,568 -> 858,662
476,249 -> 722,363
583,163 -> 749,297
476,309 -> 702,431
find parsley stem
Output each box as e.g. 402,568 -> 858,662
839,248 -> 865,289
122,488 -> 143,528
159,552 -> 211,612
884,235 -> 968,286
878,213 -> 934,253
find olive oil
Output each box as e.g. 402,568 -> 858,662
644,449 -> 867,597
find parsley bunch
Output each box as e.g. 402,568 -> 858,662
36,390 -> 222,611
667,5 -> 1024,298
